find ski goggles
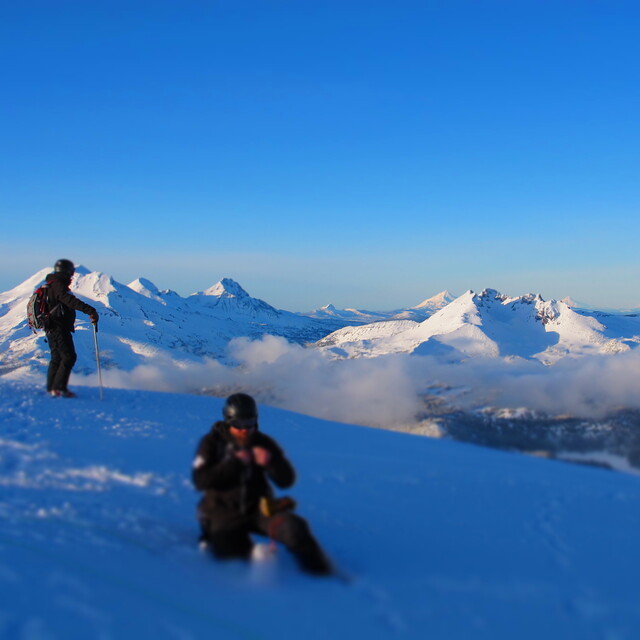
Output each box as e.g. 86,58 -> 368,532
228,418 -> 257,431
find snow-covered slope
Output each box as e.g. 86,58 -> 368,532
2,379 -> 640,639
317,288 -> 640,363
0,268 -> 346,377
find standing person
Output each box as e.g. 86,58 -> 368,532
45,259 -> 99,398
192,393 -> 333,576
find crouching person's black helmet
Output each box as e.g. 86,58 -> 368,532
223,393 -> 258,424
54,259 -> 75,276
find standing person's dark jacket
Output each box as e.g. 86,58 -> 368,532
45,273 -> 97,332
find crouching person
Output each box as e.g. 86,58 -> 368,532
192,393 -> 333,576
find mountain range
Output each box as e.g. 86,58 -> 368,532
0,267 -> 345,376
318,288 -> 640,364
1,268 -> 639,378
303,290 -> 456,323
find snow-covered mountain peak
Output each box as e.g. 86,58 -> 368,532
303,304 -> 393,325
415,289 -> 482,331
413,290 -> 456,310
477,288 -> 503,301
188,277 -> 287,320
561,296 -> 579,308
451,289 -> 477,305
129,277 -> 160,293
197,277 -> 250,299
0,268 -> 50,304
72,270 -> 118,301
503,292 -> 544,306
473,289 -> 547,309
127,278 -> 171,304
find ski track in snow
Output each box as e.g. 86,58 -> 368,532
2,380 -> 640,638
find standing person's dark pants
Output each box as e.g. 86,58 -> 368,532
46,329 -> 77,393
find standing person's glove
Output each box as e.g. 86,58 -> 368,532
90,312 -> 99,330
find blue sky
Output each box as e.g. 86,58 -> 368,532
2,0 -> 639,310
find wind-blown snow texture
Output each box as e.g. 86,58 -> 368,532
2,380 -> 640,639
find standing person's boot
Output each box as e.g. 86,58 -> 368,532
51,389 -> 77,398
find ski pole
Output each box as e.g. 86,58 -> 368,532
93,322 -> 104,401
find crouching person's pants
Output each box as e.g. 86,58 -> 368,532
200,509 -> 332,575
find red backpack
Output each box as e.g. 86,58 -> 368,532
27,283 -> 60,333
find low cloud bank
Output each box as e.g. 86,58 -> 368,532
78,336 -> 640,428
84,336 -> 420,428
421,349 -> 640,418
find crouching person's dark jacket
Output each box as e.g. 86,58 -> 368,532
192,421 -> 296,525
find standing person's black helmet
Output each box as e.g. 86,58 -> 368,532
223,393 -> 258,423
54,259 -> 75,276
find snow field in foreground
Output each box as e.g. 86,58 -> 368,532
1,380 -> 640,639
